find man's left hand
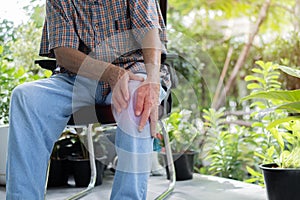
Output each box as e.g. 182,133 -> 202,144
135,79 -> 160,137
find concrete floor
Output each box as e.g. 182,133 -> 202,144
0,172 -> 267,200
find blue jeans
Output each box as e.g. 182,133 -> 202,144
6,73 -> 165,200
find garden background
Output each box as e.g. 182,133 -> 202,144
1,0 -> 300,186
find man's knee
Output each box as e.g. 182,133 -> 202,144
11,82 -> 35,101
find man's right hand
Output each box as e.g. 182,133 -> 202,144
104,65 -> 144,113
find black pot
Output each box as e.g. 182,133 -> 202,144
47,159 -> 69,187
70,159 -> 105,187
95,159 -> 105,186
164,151 -> 195,181
260,163 -> 300,200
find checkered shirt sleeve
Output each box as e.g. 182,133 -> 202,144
129,0 -> 168,49
39,0 -> 81,57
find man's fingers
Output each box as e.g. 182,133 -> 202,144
135,87 -> 146,116
150,121 -> 157,137
138,103 -> 151,132
150,108 -> 158,137
113,88 -> 127,112
129,72 -> 144,82
112,95 -> 122,113
120,75 -> 130,101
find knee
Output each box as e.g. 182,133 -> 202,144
11,83 -> 35,104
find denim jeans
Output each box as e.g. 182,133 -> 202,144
6,73 -> 165,200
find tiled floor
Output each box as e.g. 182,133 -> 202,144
0,172 -> 266,200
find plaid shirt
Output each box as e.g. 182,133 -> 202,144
39,0 -> 170,96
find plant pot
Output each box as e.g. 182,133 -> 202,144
95,159 -> 105,186
163,151 -> 195,181
0,125 -> 9,185
70,159 -> 105,187
260,163 -> 300,200
71,159 -> 90,187
47,158 -> 69,187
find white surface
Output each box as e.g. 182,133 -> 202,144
46,173 -> 267,200
0,173 -> 267,200
0,125 -> 9,185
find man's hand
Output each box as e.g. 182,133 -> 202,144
106,66 -> 144,113
135,79 -> 160,137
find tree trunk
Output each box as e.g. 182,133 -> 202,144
213,0 -> 272,109
211,46 -> 233,109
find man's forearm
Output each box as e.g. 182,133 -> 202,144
142,29 -> 162,83
54,47 -> 122,84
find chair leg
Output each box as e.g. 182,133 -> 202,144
66,124 -> 97,200
155,120 -> 176,200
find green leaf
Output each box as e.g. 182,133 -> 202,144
277,102 -> 300,113
268,84 -> 281,89
247,83 -> 262,90
281,132 -> 296,145
278,65 -> 300,79
251,68 -> 263,74
251,122 -> 264,128
15,67 -> 25,78
254,152 -> 267,160
246,166 -> 263,177
255,60 -> 265,68
245,178 -> 260,183
250,101 -> 266,109
44,70 -> 52,78
0,46 -> 3,55
267,116 -> 300,130
245,75 -> 265,84
241,90 -> 300,103
270,128 -> 284,150
266,146 -> 275,158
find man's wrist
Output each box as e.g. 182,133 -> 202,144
145,63 -> 160,83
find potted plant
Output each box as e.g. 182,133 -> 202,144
157,109 -> 202,181
242,64 -> 300,200
47,140 -> 70,187
47,130 -> 78,187
48,128 -> 106,187
66,128 -> 105,187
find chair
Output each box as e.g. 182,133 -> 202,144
37,0 -> 177,199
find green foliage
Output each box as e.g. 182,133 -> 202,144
242,61 -> 300,185
243,65 -> 300,168
0,2 -> 51,124
161,109 -> 202,153
244,61 -> 281,94
206,129 -> 242,180
201,107 -> 257,181
0,48 -> 26,124
243,61 -> 284,128
202,107 -> 225,136
168,0 -> 300,106
240,61 -> 286,184
8,21 -> 43,74
0,19 -> 15,45
269,120 -> 300,168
